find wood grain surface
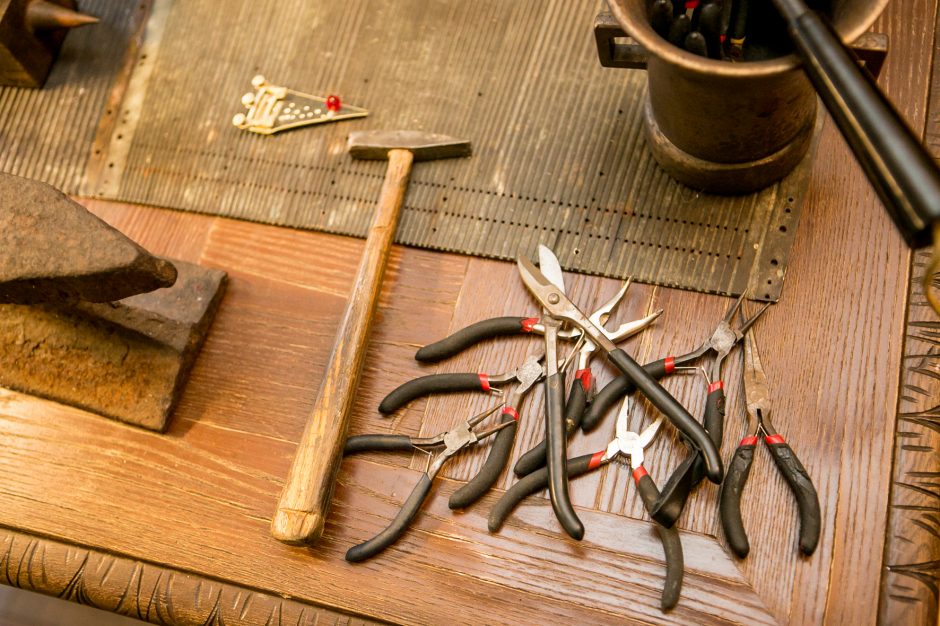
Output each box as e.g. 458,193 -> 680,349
878,4 -> 940,623
0,1 -> 934,624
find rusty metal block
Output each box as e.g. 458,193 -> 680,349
0,260 -> 227,431
0,173 -> 177,304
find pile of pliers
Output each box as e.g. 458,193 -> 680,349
344,245 -> 661,556
342,244 -> 822,613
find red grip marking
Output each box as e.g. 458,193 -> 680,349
685,0 -> 698,8
478,374 -> 491,392
632,466 -> 649,484
708,380 -> 723,394
575,368 -> 593,391
720,34 -> 727,43
521,317 -> 539,332
664,356 -> 675,374
588,451 -> 605,470
501,406 -> 519,421
765,434 -> 786,445
740,436 -> 758,446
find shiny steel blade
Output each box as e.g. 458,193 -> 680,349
742,331 -> 771,424
516,257 -> 615,352
537,244 -> 566,295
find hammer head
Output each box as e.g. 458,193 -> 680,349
348,130 -> 471,161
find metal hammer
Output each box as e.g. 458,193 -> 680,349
271,130 -> 471,545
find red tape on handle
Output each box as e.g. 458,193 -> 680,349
521,317 -> 539,332
501,406 -> 519,421
740,436 -> 758,446
664,356 -> 675,374
478,374 -> 491,392
765,434 -> 786,445
707,381 -> 723,394
575,369 -> 593,391
632,466 -> 649,484
588,451 -> 606,470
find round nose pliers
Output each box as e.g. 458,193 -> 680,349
343,404 -> 511,562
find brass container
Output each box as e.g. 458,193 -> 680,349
603,0 -> 888,193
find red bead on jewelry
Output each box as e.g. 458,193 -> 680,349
326,95 -> 341,112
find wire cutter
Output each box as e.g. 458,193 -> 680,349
376,353 -> 547,510
489,405 -> 684,610
343,404 -> 510,562
719,327 -> 821,558
516,254 -> 724,485
513,279 -> 663,477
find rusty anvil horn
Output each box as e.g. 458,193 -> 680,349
25,0 -> 98,32
347,130 -> 471,161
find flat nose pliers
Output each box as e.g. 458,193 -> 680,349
719,327 -> 821,558
344,404 -> 510,562
489,403 -> 684,610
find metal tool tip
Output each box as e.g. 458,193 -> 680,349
26,0 -> 98,30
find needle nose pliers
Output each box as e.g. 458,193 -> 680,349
344,404 -> 510,562
719,327 -> 821,558
489,403 -> 684,610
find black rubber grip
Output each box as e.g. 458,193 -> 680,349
636,473 -> 684,611
415,317 -> 533,362
766,441 -> 822,556
345,474 -> 433,562
513,379 -> 588,477
651,386 -> 726,527
344,434 -> 414,455
609,349 -> 723,483
378,373 -> 486,414
719,443 -> 756,558
489,453 -> 599,533
580,358 -> 669,433
449,416 -> 517,510
544,371 -> 584,540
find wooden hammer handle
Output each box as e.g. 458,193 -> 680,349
271,148 -> 414,545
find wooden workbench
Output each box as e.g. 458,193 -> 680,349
1,2 -> 939,624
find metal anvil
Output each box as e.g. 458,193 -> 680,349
0,173 -> 227,431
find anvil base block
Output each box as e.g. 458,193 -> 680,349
0,260 -> 226,431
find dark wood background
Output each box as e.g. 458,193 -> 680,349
0,0 -> 938,624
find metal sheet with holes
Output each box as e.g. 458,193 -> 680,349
95,0 -> 811,301
0,0 -> 144,194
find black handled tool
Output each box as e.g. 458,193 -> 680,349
377,354 -> 544,510
516,255 -> 724,484
718,329 -> 821,558
490,413 -> 683,611
513,280 -> 663,476
649,295 -> 768,527
772,0 -> 940,311
343,405 -> 508,561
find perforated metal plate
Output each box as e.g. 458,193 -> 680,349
93,0 -> 811,300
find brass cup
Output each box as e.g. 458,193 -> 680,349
604,0 -> 888,193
